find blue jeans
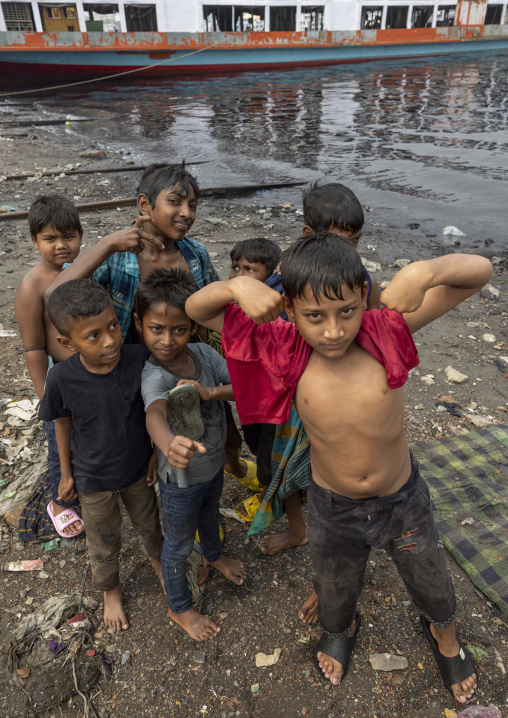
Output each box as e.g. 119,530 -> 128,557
159,468 -> 223,613
44,421 -> 77,509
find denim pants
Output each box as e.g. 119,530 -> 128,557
159,467 -> 224,613
44,421 -> 77,509
307,455 -> 456,635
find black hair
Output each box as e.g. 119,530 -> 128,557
134,268 -> 199,322
230,237 -> 282,277
302,181 -> 364,235
46,279 -> 113,336
136,162 -> 200,208
281,233 -> 366,303
28,194 -> 82,238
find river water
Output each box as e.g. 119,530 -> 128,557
5,50 -> 508,252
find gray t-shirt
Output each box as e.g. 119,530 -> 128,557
141,343 -> 230,485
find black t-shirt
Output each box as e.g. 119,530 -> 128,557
39,345 -> 152,494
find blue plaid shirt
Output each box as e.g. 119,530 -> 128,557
89,237 -> 219,338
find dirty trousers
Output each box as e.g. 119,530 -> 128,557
79,476 -> 163,592
307,455 -> 456,635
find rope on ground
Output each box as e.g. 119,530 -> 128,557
0,44 -> 211,98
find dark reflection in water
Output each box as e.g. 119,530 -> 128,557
4,52 -> 507,240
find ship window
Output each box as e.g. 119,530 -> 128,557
301,6 -> 325,31
83,4 -> 120,32
125,4 -> 156,31
361,6 -> 383,29
386,6 -> 408,28
203,5 -> 233,31
234,6 -> 264,31
411,5 -> 433,27
270,6 -> 296,31
2,1 -> 35,29
485,4 -> 503,24
436,5 -> 456,26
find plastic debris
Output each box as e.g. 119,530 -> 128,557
469,415 -> 496,428
193,651 -> 206,664
392,258 -> 411,269
41,539 -> 60,551
361,259 -> 382,273
0,328 -> 17,337
0,205 -> 17,213
445,366 -> 468,384
369,653 -> 409,671
1,559 -> 43,572
456,705 -> 503,718
219,507 -> 247,524
435,401 -> 462,417
121,650 -> 131,665
5,398 -> 39,422
443,226 -> 466,236
251,683 -> 260,693
255,648 -> 281,667
15,591 -> 98,640
480,284 -> 500,301
461,517 -> 475,526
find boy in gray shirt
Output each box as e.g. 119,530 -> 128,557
136,268 -> 247,642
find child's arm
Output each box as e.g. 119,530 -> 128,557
185,276 -> 285,333
43,216 -> 164,300
175,379 -> 234,402
367,275 -> 382,310
14,280 -> 48,400
381,254 -> 493,334
146,400 -> 206,469
54,416 -> 78,502
146,445 -> 158,486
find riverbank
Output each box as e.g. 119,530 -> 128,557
0,130 -> 507,718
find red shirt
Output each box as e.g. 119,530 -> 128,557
222,304 -> 419,425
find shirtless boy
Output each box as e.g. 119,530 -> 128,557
15,195 -> 84,537
185,233 -> 492,703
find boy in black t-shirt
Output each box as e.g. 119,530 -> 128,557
39,279 -> 163,632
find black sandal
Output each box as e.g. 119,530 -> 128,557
313,611 -> 361,683
420,615 -> 478,699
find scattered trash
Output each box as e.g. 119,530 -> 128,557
480,284 -> 500,301
219,507 -> 247,524
86,649 -> 96,657
121,650 -> 131,665
461,517 -> 475,526
0,204 -> 17,213
421,375 -> 435,386
0,461 -> 45,516
0,327 -> 17,337
41,538 -> 60,551
469,415 -> 496,428
361,259 -> 382,273
369,653 -> 408,671
482,333 -> 496,343
443,226 -> 466,236
392,258 -> 411,269
38,570 -> 50,579
255,648 -> 281,667
251,683 -> 260,693
79,150 -> 105,159
193,651 -> 206,664
15,591 -> 98,640
16,666 -> 31,678
1,559 -> 43,572
494,359 -> 506,373
435,401 -> 462,417
5,398 -> 39,422
466,644 -> 488,663
445,366 -> 468,384
456,704 -> 503,718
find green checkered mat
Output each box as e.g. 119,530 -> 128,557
411,424 -> 508,619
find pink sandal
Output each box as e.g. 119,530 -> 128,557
47,502 -> 84,538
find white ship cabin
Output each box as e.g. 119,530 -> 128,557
0,0 -> 507,34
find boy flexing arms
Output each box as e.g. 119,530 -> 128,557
185,234 -> 491,704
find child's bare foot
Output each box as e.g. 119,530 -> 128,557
206,555 -> 247,585
103,584 -> 129,631
260,529 -> 307,555
168,606 -> 220,641
51,501 -> 83,535
298,589 -> 318,623
150,557 -> 164,590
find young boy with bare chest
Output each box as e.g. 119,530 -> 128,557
15,195 -> 84,537
185,233 -> 492,704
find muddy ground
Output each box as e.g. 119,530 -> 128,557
0,129 -> 507,718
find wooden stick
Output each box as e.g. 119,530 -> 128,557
0,181 -> 308,220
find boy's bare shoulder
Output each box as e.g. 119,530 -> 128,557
16,262 -> 58,301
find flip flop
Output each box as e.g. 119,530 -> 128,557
225,452 -> 262,493
47,502 -> 84,538
234,493 -> 261,522
167,384 -> 204,441
313,611 -> 361,683
420,615 -> 478,700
